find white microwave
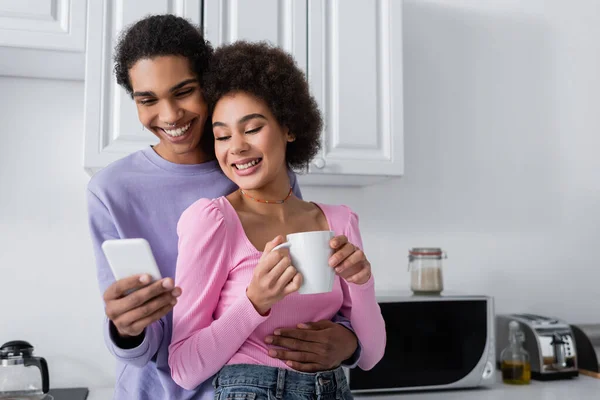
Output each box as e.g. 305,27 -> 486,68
347,293 -> 496,394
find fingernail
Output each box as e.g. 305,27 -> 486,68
171,299 -> 177,306
268,350 -> 277,357
171,288 -> 181,297
274,329 -> 281,336
162,279 -> 174,289
328,258 -> 336,267
331,240 -> 338,247
286,361 -> 293,367
139,275 -> 150,284
335,267 -> 342,273
265,336 -> 273,344
298,323 -> 309,329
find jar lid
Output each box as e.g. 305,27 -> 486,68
409,247 -> 443,256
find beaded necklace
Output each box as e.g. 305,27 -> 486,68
239,187 -> 293,204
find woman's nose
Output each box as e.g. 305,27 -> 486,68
230,133 -> 249,154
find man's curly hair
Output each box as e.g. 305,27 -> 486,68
113,14 -> 213,97
204,41 -> 323,170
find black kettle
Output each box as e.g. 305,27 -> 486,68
0,341 -> 49,399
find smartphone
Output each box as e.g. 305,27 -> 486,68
101,238 -> 163,283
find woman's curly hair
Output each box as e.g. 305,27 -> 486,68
204,41 -> 323,170
113,14 -> 213,97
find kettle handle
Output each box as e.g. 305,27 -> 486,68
24,356 -> 49,393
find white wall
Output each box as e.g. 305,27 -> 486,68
1,0 -> 599,390
305,0 -> 600,322
0,78 -> 115,387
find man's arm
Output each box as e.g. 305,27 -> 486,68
87,188 -> 166,367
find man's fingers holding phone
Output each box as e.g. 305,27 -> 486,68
110,291 -> 178,337
104,275 -> 182,337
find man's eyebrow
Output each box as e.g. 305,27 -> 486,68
132,78 -> 198,97
170,78 -> 198,92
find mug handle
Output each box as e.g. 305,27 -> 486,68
24,356 -> 49,393
271,242 -> 291,252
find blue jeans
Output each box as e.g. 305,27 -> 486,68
213,364 -> 354,400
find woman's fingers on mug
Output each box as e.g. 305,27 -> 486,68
268,256 -> 292,281
329,235 -> 348,250
328,241 -> 356,268
345,261 -> 372,285
332,246 -> 365,274
276,265 -> 298,288
283,272 -> 303,295
262,235 -> 285,254
259,249 -> 289,276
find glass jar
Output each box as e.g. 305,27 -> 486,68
408,248 -> 446,294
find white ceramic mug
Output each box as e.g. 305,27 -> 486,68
272,230 -> 335,294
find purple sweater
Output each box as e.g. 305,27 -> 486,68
86,147 -> 360,400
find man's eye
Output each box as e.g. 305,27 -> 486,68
139,99 -> 156,106
245,126 -> 263,134
176,88 -> 194,97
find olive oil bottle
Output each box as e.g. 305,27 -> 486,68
500,321 -> 531,385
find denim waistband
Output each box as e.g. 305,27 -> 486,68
214,364 -> 348,397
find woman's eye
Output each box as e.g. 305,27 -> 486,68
245,126 -> 263,134
215,136 -> 230,141
176,88 -> 194,97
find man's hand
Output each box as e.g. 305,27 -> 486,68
104,274 -> 181,338
264,320 -> 358,372
329,235 -> 372,284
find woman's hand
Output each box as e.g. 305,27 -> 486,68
246,236 -> 303,315
328,235 -> 372,284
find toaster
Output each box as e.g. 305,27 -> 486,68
496,314 -> 578,380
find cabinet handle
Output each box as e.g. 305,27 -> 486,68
313,158 -> 326,169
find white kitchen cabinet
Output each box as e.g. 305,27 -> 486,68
203,0 -> 307,73
83,0 -> 404,186
302,0 -> 404,186
0,0 -> 87,80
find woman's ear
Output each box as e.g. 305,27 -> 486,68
287,133 -> 296,142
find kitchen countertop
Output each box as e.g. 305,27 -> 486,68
354,374 -> 600,399
83,375 -> 600,400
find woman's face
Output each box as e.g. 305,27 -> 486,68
212,91 -> 294,190
129,55 -> 209,164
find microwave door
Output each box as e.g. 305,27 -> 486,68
349,299 -> 488,392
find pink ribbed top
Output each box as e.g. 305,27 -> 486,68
168,197 -> 386,390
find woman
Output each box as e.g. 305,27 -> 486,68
169,41 -> 386,399
88,15 -> 368,400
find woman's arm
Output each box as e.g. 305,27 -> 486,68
168,198 -> 269,390
338,208 -> 386,370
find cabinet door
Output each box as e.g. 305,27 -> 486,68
0,0 -> 87,80
203,0 -> 307,72
305,0 -> 404,185
83,0 -> 202,175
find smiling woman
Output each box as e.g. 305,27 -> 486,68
168,41 -> 386,398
